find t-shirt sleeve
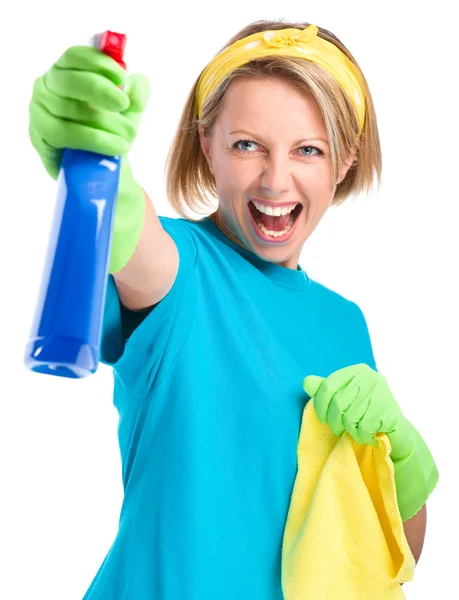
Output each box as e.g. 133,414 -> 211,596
99,217 -> 197,400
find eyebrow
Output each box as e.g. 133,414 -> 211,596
228,130 -> 329,147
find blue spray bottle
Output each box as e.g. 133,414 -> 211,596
24,31 -> 127,379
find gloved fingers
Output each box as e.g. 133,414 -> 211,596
54,45 -> 126,86
33,79 -> 137,141
327,380 -> 362,437
43,66 -> 129,112
302,375 -> 323,402
123,73 -> 151,114
29,125 -> 62,179
312,369 -> 357,424
349,398 -> 380,446
359,397 -> 401,437
29,100 -> 131,156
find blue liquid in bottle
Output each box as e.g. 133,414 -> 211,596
24,149 -> 121,378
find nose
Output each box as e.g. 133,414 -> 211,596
260,154 -> 292,197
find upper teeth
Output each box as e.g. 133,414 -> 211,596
252,201 -> 298,216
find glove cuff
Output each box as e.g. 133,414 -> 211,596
391,419 -> 439,521
109,159 -> 145,274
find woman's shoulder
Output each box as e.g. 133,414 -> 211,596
158,215 -> 236,258
306,277 -> 368,324
158,215 -> 213,240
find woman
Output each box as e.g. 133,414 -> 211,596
29,18 -> 438,600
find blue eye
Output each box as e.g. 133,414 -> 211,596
233,140 -> 258,152
300,146 -> 324,157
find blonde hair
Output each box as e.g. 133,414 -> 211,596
165,19 -> 382,219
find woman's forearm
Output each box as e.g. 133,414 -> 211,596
113,190 -> 179,311
403,502 -> 427,564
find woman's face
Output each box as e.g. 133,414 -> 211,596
199,76 -> 353,269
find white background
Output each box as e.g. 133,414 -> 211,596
0,0 -> 457,598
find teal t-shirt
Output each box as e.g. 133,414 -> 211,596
83,216 -> 377,600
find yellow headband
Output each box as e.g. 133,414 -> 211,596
195,25 -> 366,134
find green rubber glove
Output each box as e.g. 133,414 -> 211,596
303,364 -> 439,522
29,45 -> 150,273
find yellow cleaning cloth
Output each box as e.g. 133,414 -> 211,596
282,398 -> 416,599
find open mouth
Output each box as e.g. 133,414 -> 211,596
248,200 -> 303,242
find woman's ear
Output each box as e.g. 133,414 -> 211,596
337,145 -> 358,185
198,124 -> 213,172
